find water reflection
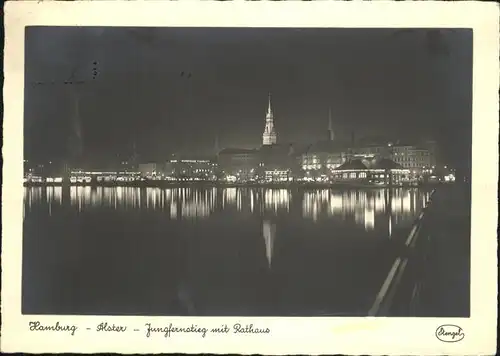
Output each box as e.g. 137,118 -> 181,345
24,187 -> 430,230
23,186 -> 433,316
262,220 -> 276,267
301,189 -> 430,231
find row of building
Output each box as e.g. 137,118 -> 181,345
136,94 -> 439,183
133,142 -> 438,184
25,93 -> 443,184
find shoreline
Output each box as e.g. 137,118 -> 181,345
23,181 -> 440,189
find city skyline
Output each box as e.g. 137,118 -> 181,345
24,27 -> 472,172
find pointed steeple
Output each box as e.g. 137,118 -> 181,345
328,107 -> 332,130
262,92 -> 277,145
266,92 -> 273,119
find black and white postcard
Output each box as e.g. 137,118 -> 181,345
2,1 -> 498,354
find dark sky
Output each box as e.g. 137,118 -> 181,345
24,27 -> 472,168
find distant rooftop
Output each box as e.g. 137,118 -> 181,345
334,159 -> 368,171
371,158 -> 404,170
335,158 -> 404,171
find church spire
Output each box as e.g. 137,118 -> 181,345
262,92 -> 277,145
328,107 -> 332,130
266,92 -> 272,118
327,107 -> 334,141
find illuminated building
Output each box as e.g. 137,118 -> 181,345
345,139 -> 436,176
390,144 -> 434,174
348,142 -> 392,160
23,161 -> 67,185
332,158 -> 410,185
257,144 -> 295,182
218,148 -> 258,181
68,170 -> 140,184
333,159 -> 370,180
263,169 -> 291,182
301,142 -> 347,175
166,158 -> 217,180
138,163 -> 160,178
262,93 -> 277,146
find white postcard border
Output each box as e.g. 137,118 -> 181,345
2,1 -> 498,354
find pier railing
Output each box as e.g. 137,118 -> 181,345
368,188 -> 437,317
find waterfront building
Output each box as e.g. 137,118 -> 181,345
348,143 -> 392,160
23,161 -> 75,184
67,170 -> 140,184
218,148 -> 259,181
262,169 -> 291,182
332,158 -> 409,185
138,163 -> 160,178
301,141 -> 348,176
390,144 -> 415,169
257,144 -> 295,182
300,108 -> 349,177
390,143 -> 434,174
333,159 -> 369,180
166,158 -> 216,180
262,93 -> 277,146
344,139 -> 436,176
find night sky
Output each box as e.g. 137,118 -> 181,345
24,27 -> 472,169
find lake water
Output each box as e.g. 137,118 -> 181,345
22,186 -> 431,316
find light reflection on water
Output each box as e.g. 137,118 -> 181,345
301,188 -> 429,230
22,186 -> 432,316
24,187 -> 430,231
262,219 -> 277,267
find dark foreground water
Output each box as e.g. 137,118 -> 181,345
23,186 -> 431,316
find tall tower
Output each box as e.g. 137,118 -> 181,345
262,93 -> 277,146
327,107 -> 334,141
